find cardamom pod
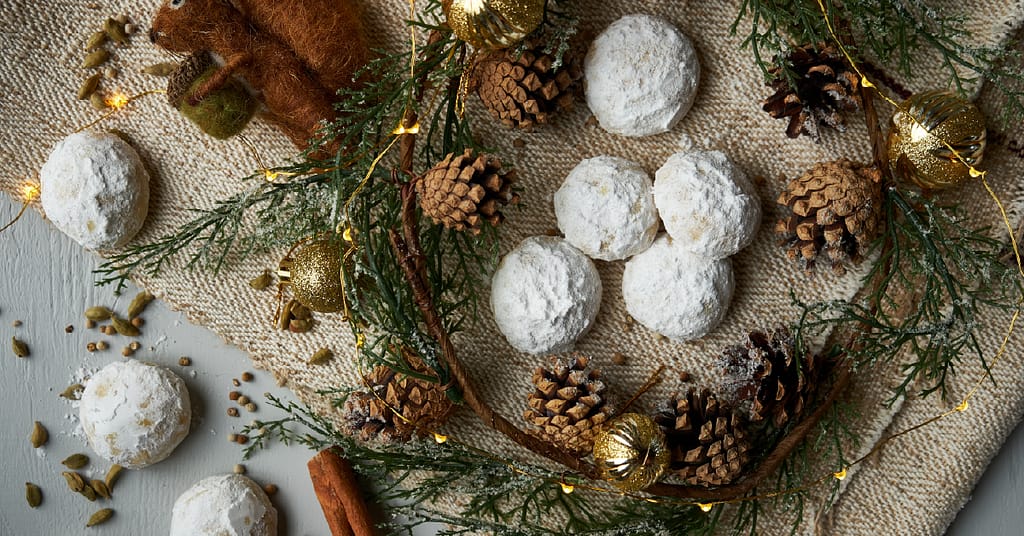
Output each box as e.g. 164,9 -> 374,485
90,92 -> 107,110
249,271 -> 272,291
78,73 -> 101,100
90,479 -> 111,499
110,316 -> 139,337
82,49 -> 110,69
80,483 -> 97,501
12,337 -> 29,358
126,291 -> 154,318
104,464 -> 123,489
289,318 -> 312,333
60,383 -> 85,400
291,303 -> 312,320
142,62 -> 177,76
85,30 -> 107,51
277,300 -> 295,330
30,421 -> 47,448
62,471 -> 86,493
84,306 -> 113,321
104,17 -> 127,43
25,482 -> 42,508
86,508 -> 113,527
309,347 -> 333,365
62,453 -> 90,470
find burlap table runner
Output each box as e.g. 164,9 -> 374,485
3,0 -> 1024,533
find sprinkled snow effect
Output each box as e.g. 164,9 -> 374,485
584,14 -> 700,137
39,131 -> 150,250
554,156 -> 659,261
491,236 -> 602,354
170,474 -> 277,536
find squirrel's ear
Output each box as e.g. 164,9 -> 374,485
169,0 -> 187,9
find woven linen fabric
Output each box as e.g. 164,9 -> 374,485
2,0 -> 1024,534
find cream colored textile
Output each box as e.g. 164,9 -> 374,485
2,1 -> 1023,534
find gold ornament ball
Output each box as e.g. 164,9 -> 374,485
445,0 -> 545,50
887,90 -> 986,190
278,240 -> 345,313
592,413 -> 670,492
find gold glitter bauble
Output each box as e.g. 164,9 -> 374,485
278,240 -> 345,313
887,90 -> 986,190
592,413 -> 670,492
444,0 -> 545,50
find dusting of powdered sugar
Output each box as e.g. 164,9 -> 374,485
170,474 -> 277,536
654,150 -> 761,260
622,234 -> 734,341
491,236 -> 602,354
584,14 -> 700,137
554,156 -> 659,261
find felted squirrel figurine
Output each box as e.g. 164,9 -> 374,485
150,0 -> 362,149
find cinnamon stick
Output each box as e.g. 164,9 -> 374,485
308,449 -> 376,536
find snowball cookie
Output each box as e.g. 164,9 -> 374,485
584,14 -> 700,137
554,156 -> 659,261
654,150 -> 761,259
623,235 -> 734,341
79,360 -> 190,468
40,131 -> 150,250
491,236 -> 602,354
170,474 -> 278,536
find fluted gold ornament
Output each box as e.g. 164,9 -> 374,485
277,240 -> 345,313
444,0 -> 545,50
887,90 -> 986,190
592,413 -> 670,492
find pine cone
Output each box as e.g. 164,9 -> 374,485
472,46 -> 583,130
655,389 -> 753,487
762,43 -> 861,140
523,354 -> 612,457
417,149 -> 519,234
344,364 -> 454,443
166,52 -> 213,107
720,328 -> 827,429
776,159 -> 883,274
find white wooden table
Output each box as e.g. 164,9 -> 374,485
0,194 -> 1020,535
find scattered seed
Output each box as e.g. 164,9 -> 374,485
679,371 -> 692,382
263,483 -> 278,495
129,341 -> 141,351
80,483 -> 97,501
86,508 -> 114,527
121,346 -> 134,357
235,434 -> 249,445
237,395 -> 250,406
96,341 -> 108,351
232,378 -> 241,387
111,316 -> 139,337
130,317 -> 144,328
61,383 -> 84,400
142,62 -> 177,76
104,465 -> 123,489
249,271 -> 272,291
65,325 -> 75,333
241,371 -> 254,382
178,356 -> 191,366
104,17 -> 127,43
100,325 -> 114,336
89,92 -> 107,110
611,352 -> 627,365
85,319 -> 96,329
85,30 -> 107,51
290,303 -> 312,320
276,300 -> 296,330
90,479 -> 111,499
513,138 -> 526,148
12,319 -> 23,327
82,49 -> 110,69
245,402 -> 257,412
103,66 -> 117,79
309,347 -> 333,365
227,407 -> 239,417
62,453 -> 90,470
25,482 -> 42,508
77,73 -> 101,100
227,433 -> 239,443
288,318 -> 313,333
233,464 -> 246,474
86,342 -> 97,353
12,337 -> 29,358
62,471 -> 86,493
85,307 -> 112,321
30,421 -> 48,448
228,391 -> 240,401
126,291 -> 154,318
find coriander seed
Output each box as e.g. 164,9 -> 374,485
237,395 -> 250,406
227,407 -> 239,417
130,317 -> 144,328
228,391 -> 240,401
245,402 -> 256,412
263,483 -> 278,495
241,371 -> 253,382
233,464 -> 246,474
227,433 -> 238,443
86,342 -> 98,352
96,340 -> 108,351
178,356 -> 191,366
65,325 -> 75,333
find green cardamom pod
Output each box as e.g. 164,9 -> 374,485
90,479 -> 111,499
126,291 -> 154,319
62,471 -> 85,493
29,421 -> 47,448
85,30 -> 107,51
104,18 -> 127,43
12,337 -> 29,358
25,482 -> 42,508
82,49 -> 110,69
249,271 -> 272,291
104,464 -> 123,489
78,73 -> 101,100
110,316 -> 139,337
310,348 -> 334,365
62,453 -> 90,470
84,306 -> 113,321
142,62 -> 177,76
86,508 -> 113,527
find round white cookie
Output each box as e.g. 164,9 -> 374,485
554,156 -> 659,261
584,14 -> 700,137
79,360 -> 190,468
40,131 -> 150,250
491,236 -> 602,354
654,150 -> 761,259
622,234 -> 734,341
170,474 -> 278,536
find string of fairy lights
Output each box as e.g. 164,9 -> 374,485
3,0 -> 1022,521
